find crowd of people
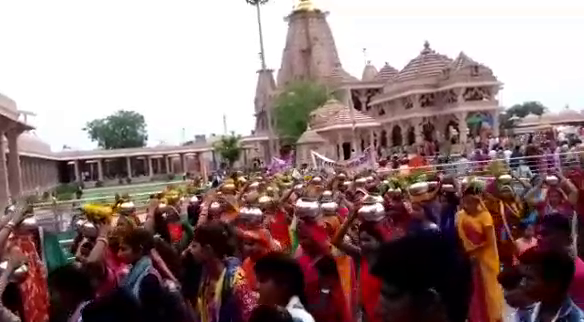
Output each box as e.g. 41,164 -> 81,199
0,140 -> 583,322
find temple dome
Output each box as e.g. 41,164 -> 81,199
394,41 -> 452,83
17,131 -> 52,155
297,126 -> 326,144
361,62 -> 378,81
373,62 -> 398,82
309,99 -> 380,131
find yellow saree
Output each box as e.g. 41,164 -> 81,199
456,208 -> 504,322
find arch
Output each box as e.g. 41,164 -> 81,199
422,122 -> 435,142
445,119 -> 459,143
407,127 -> 415,146
391,125 -> 402,147
380,130 -> 388,148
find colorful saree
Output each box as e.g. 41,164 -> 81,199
322,216 -> 357,318
10,234 -> 50,322
456,208 -> 504,322
196,257 -> 256,322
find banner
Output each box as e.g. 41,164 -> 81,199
310,147 -> 375,173
267,156 -> 292,174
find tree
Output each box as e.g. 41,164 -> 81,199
273,81 -> 335,144
84,110 -> 148,149
214,133 -> 243,168
499,101 -> 548,130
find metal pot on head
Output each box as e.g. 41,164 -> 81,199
0,261 -> 29,283
295,198 -> 320,219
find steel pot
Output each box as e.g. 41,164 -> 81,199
441,184 -> 456,193
0,261 -> 29,283
357,202 -> 385,222
20,216 -> 38,231
258,195 -> 273,208
320,201 -> 339,215
408,182 -> 429,195
295,198 -> 320,219
545,175 -> 559,186
239,206 -> 263,224
427,181 -> 438,190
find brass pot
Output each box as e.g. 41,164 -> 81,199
312,176 -> 323,184
258,195 -> 273,208
497,174 -> 512,185
337,173 -> 347,180
0,261 -> 29,283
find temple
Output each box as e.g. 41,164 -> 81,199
244,0 -> 507,165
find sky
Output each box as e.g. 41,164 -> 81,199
0,0 -> 583,151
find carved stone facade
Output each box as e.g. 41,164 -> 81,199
286,3 -> 502,160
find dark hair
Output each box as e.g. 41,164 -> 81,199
153,237 -> 183,281
314,255 -> 339,279
193,221 -> 237,258
48,264 -> 94,302
371,231 -> 471,322
254,252 -> 307,306
187,203 -> 201,227
121,228 -> 155,255
539,214 -> 572,237
249,305 -> 293,322
82,288 -> 143,322
497,266 -> 523,290
519,247 -> 575,292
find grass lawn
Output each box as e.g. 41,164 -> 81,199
81,180 -> 187,200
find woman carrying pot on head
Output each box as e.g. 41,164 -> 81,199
0,206 -> 50,322
332,194 -> 393,322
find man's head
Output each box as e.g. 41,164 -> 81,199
253,252 -> 306,307
519,247 -> 575,302
371,231 -> 471,322
537,214 -> 573,252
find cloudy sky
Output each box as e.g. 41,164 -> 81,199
0,0 -> 583,151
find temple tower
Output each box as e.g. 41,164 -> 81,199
277,0 -> 346,86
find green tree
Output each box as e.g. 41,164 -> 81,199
499,101 -> 548,130
273,81 -> 335,144
214,133 -> 243,168
83,110 -> 148,149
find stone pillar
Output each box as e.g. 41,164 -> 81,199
6,131 -> 22,198
180,154 -> 187,173
97,159 -> 104,181
126,157 -> 132,178
0,135 -> 9,207
164,156 -> 170,174
336,132 -> 343,160
73,160 -> 80,182
369,130 -> 375,150
411,118 -> 423,145
148,157 -> 154,177
198,153 -> 208,183
458,112 -> 468,144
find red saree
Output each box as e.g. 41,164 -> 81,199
10,234 -> 49,322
